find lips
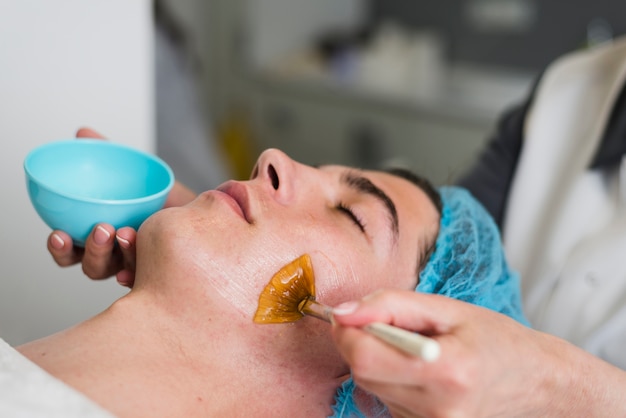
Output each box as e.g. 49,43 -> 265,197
216,181 -> 253,223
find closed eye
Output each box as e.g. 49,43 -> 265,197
337,202 -> 366,233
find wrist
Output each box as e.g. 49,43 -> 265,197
540,332 -> 626,416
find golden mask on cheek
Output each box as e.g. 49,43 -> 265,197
254,253 -> 441,361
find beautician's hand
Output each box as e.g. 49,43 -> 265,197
47,127 -> 197,287
331,289 -> 626,417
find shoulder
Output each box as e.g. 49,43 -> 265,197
0,338 -> 113,418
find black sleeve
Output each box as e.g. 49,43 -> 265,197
590,79 -> 626,169
456,97 -> 533,229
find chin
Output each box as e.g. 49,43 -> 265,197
136,207 -> 196,259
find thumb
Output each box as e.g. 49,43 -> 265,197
76,127 -> 106,139
332,289 -> 459,335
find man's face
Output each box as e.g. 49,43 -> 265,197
139,149 -> 440,318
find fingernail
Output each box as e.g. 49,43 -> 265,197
332,301 -> 359,316
116,235 -> 130,249
51,233 -> 65,250
94,225 -> 111,245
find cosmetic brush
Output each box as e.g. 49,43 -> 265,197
254,254 -> 440,362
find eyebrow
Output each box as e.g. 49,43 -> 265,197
341,170 -> 399,242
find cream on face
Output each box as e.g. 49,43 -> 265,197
195,247 -> 353,319
192,232 -> 292,318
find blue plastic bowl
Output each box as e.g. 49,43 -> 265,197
24,139 -> 174,246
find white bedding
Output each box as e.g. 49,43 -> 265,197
0,338 -> 114,417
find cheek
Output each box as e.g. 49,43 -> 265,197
312,251 -> 363,305
243,213 -> 367,304
265,214 -> 401,306
313,259 -> 399,306
152,205 -> 396,317
189,212 -> 345,318
192,234 -> 288,318
311,249 -> 417,306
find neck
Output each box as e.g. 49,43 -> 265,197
18,287 -> 348,417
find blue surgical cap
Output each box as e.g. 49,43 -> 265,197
330,186 -> 529,418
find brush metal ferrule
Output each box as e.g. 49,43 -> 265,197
298,297 -> 332,323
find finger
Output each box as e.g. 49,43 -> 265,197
116,269 -> 135,288
334,325 -> 433,386
47,231 -> 84,267
76,127 -> 105,139
356,379 -> 424,409
81,224 -> 123,279
349,384 -> 389,417
383,395 -> 430,418
333,290 -> 460,335
115,228 -> 137,288
364,381 -> 459,418
115,227 -> 137,272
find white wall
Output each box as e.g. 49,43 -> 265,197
0,0 -> 154,345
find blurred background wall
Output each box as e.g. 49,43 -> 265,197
2,0 -> 624,344
209,0 -> 623,184
0,1 -> 153,345
370,0 -> 624,71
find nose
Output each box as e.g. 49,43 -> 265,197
251,148 -> 297,204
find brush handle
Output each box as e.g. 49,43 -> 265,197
301,300 -> 440,362
363,322 -> 440,362
300,298 -> 333,321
